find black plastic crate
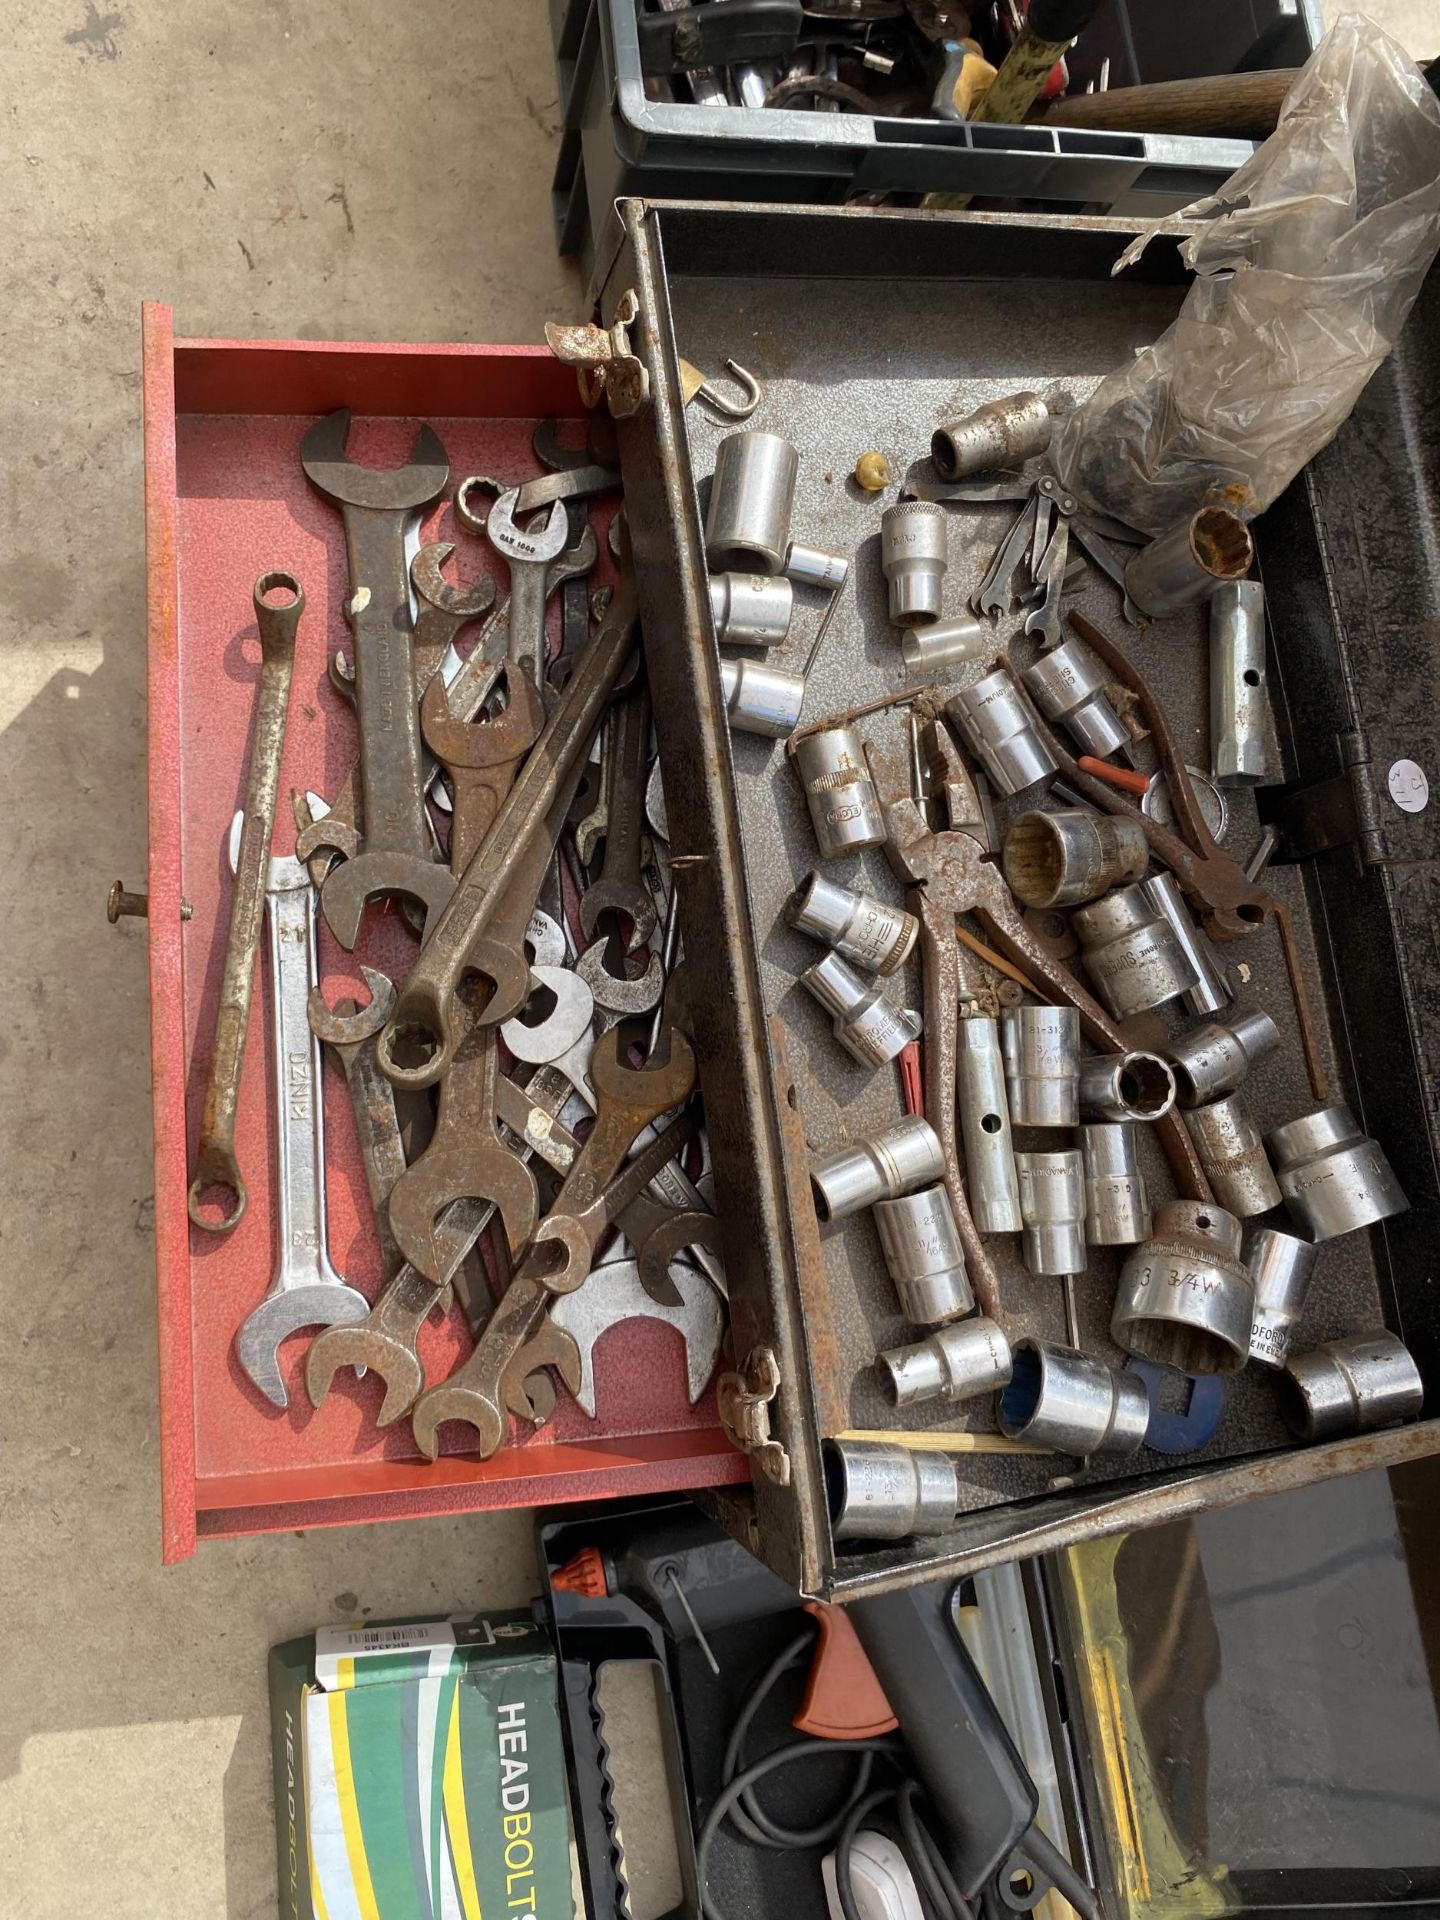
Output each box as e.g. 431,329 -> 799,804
551,0 -> 1323,287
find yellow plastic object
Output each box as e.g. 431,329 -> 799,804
854,451 -> 891,492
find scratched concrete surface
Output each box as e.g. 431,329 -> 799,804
1,0 -> 1435,1915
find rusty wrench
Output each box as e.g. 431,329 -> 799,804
298,408 -> 452,947
233,851 -> 370,1404
377,568 -> 640,1089
409,1028 -> 697,1459
188,572 -> 303,1233
307,969 -> 407,1282
578,676 -> 658,950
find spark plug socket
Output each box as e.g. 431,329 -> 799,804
957,1016 -> 1023,1234
1210,580 -> 1269,788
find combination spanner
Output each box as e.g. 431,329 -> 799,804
409,1027 -> 699,1459
188,571 -> 303,1233
233,845 -> 370,1406
298,408 -> 453,948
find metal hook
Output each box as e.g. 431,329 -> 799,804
679,356 -> 762,421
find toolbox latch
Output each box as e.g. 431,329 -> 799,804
1265,730 -> 1392,869
544,290 -> 650,419
717,1347 -> 791,1487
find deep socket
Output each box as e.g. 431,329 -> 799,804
800,951 -> 921,1070
1143,872 -> 1232,1017
876,1317 -> 1012,1409
957,1017 -> 1023,1233
787,871 -> 918,975
1002,1004 -> 1080,1128
1245,1225 -> 1319,1368
881,500 -> 948,626
811,1116 -> 946,1223
873,1185 -> 974,1325
1081,1122 -> 1152,1244
705,431 -> 798,574
794,724 -> 888,859
1182,1093 -> 1281,1218
1014,1148 -> 1086,1277
1169,1009 -> 1281,1107
1210,579 -> 1269,787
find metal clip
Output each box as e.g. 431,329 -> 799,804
544,289 -> 651,419
678,356 -> 762,420
716,1346 -> 791,1486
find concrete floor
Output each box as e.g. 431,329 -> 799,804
2,2 -> 1435,1915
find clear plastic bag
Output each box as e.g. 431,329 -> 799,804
1052,15 -> 1440,535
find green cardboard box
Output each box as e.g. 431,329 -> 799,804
268,1610 -> 578,1920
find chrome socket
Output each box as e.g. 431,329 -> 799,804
1072,884 -> 1199,1019
1081,1123 -> 1152,1245
880,500 -> 948,627
1014,1148 -> 1086,1278
1169,1009 -> 1281,1108
876,1316 -> 1012,1409
810,1116 -> 946,1223
1210,580 -> 1269,788
787,871 -> 918,976
1123,505 -> 1255,619
1112,1200 -> 1254,1375
957,1016 -> 1023,1234
794,724 -> 888,859
1002,808 -> 1148,910
1002,1004 -> 1080,1128
899,611 -> 988,678
931,391 -> 1051,482
709,571 -> 794,648
1022,637 -> 1130,761
785,541 -> 848,591
825,1439 -> 957,1541
800,951 -> 922,1070
1078,1051 -> 1176,1123
1244,1225 -> 1319,1368
997,1340 -> 1150,1458
1142,872 -> 1232,1018
946,669 -> 1058,797
1266,1105 -> 1409,1242
1281,1331 -> 1423,1441
718,656 -> 805,738
1181,1093 -> 1281,1219
705,431 -> 799,574
873,1185 -> 974,1326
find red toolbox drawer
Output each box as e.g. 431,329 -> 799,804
141,303 -> 743,1562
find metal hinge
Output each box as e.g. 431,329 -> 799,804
716,1346 -> 791,1487
1267,730 -> 1392,869
544,290 -> 650,419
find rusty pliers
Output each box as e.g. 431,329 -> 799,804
866,727 -> 1211,1327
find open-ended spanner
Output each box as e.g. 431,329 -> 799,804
503,970 -> 724,1296
377,568 -> 639,1089
421,662 -> 544,871
532,417 -> 606,661
307,968 -> 407,1282
188,572 -> 303,1233
578,678 -> 658,950
546,1257 -> 724,1419
233,850 -> 370,1405
573,714 -> 611,869
409,1028 -> 698,1459
298,408 -> 452,948
575,934 -> 665,1023
387,993 -> 539,1285
482,487 -> 571,690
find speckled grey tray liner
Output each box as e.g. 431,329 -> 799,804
668,268 -> 1381,1514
